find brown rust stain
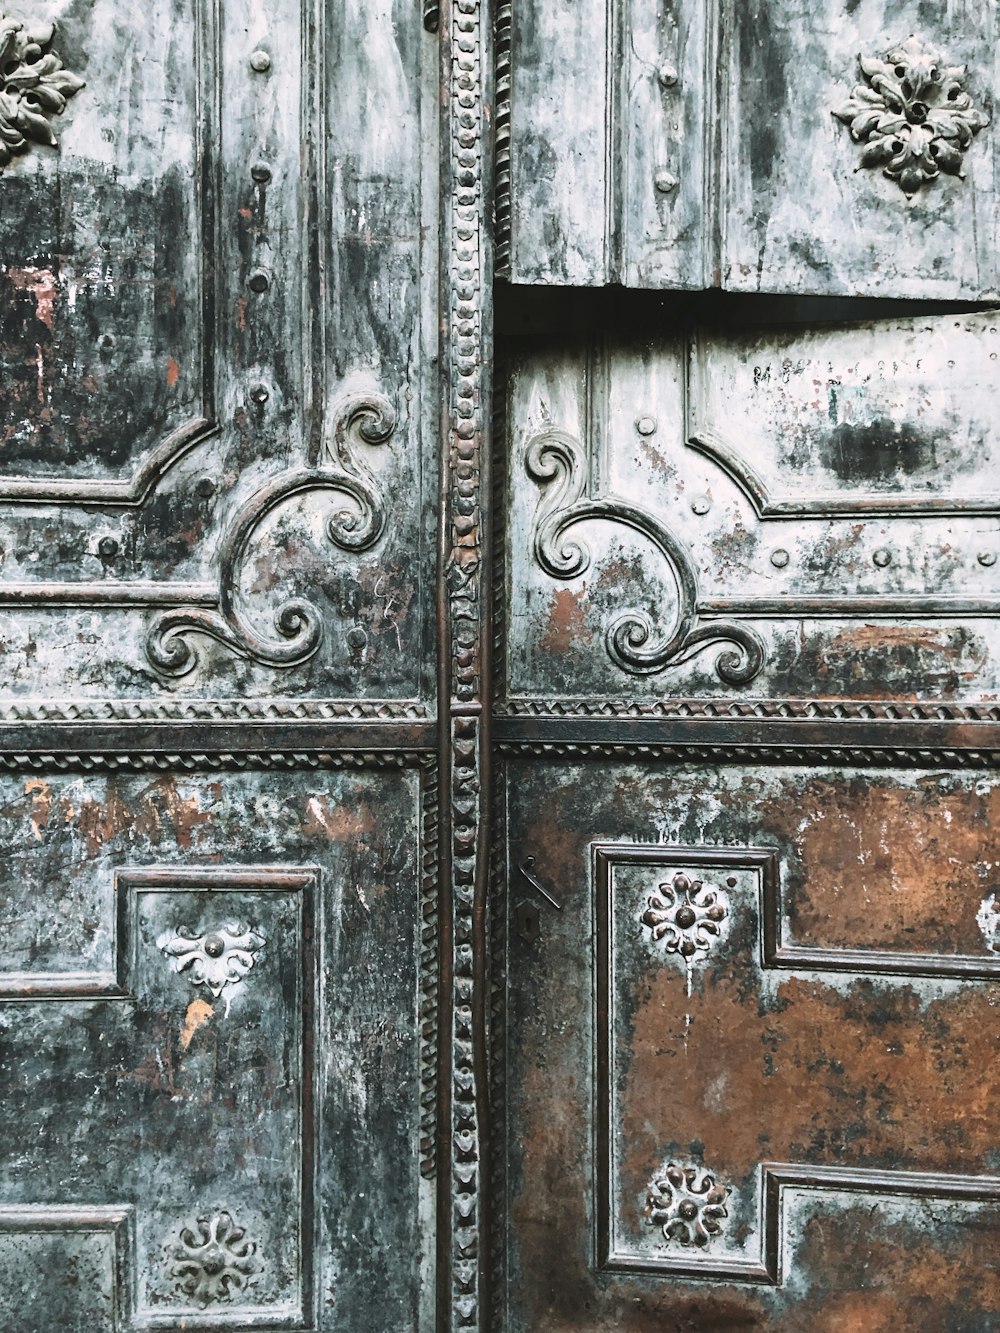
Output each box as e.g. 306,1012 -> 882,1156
619,967 -> 1000,1203
179,997 -> 214,1052
761,775 -> 1000,956
24,779 -> 53,843
166,356 -> 180,388
7,266 -> 57,330
539,586 -> 589,655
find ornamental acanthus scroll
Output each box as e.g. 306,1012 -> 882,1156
0,14 -> 84,170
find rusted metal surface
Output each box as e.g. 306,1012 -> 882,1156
0,0 -> 453,1328
500,329 -> 1000,708
498,757 -> 1000,1331
498,0 -> 1000,297
0,765 -> 433,1329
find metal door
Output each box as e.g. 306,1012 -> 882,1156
0,1 -> 494,1329
492,310 -> 1000,1327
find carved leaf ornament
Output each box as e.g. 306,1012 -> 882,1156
0,14 -> 84,170
646,1163 -> 731,1248
172,1212 -> 257,1305
157,923 -> 265,999
833,35 -> 988,197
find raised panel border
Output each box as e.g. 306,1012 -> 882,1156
594,841 -> 1000,1282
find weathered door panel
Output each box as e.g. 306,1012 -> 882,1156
0,0 -> 436,710
499,327 -> 1000,709
0,763 -> 434,1331
499,0 -> 1000,297
496,756 -> 1000,1331
0,0 -> 448,1328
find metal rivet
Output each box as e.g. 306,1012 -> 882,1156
658,63 -> 679,88
196,478 -> 216,499
655,170 -> 679,193
99,334 -> 115,351
978,551 -> 997,567
247,268 -> 270,293
250,164 -> 272,183
635,416 -> 657,436
770,549 -> 790,568
249,383 -> 270,405
97,536 -> 119,559
691,495 -> 711,515
873,548 -> 892,568
249,49 -> 271,73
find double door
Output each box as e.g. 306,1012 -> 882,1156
2,1 -> 1000,1330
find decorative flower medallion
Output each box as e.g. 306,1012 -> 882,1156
646,1163 -> 731,1248
157,924 -> 265,999
172,1212 -> 257,1305
0,14 -> 85,171
640,871 -> 730,958
832,35 -> 988,197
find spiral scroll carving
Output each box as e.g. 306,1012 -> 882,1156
146,393 -> 395,676
526,430 -> 764,685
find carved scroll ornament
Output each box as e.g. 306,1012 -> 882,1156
0,14 -> 84,170
157,924 -> 265,999
526,429 -> 765,684
641,871 -> 730,960
146,392 -> 395,675
833,35 -> 988,197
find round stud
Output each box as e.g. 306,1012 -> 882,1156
658,63 -> 679,88
635,416 -> 657,436
196,478 -> 217,499
247,268 -> 270,293
655,170 -> 679,194
249,49 -> 271,73
978,551 -> 997,567
249,383 -> 270,405
203,934 -> 225,959
770,549 -> 790,568
873,548 -> 892,568
97,536 -> 119,559
691,495 -> 711,516
250,164 -> 272,184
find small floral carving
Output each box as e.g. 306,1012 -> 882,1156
157,924 -> 264,999
172,1212 -> 257,1305
0,14 -> 84,171
641,872 -> 730,958
646,1163 -> 731,1248
833,35 -> 988,197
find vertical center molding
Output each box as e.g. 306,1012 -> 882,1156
442,0 -> 492,1328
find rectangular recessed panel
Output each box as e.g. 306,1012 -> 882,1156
503,758 -> 1000,1331
0,766 -> 430,1332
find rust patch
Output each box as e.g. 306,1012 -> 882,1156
539,586 -> 589,655
179,997 -> 214,1052
762,775 -> 1000,956
302,796 -> 375,842
7,266 -> 57,331
166,356 -> 180,388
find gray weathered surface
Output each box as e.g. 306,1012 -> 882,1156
501,0 -> 1000,296
0,766 -> 431,1331
0,0 -> 437,710
500,325 -> 1000,705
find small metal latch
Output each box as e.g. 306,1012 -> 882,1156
515,856 -> 561,944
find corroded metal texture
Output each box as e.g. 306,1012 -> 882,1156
0,765 -> 433,1329
498,757 -> 1000,1330
499,0 -> 1000,295
500,328 -> 1000,708
0,0 -> 438,711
